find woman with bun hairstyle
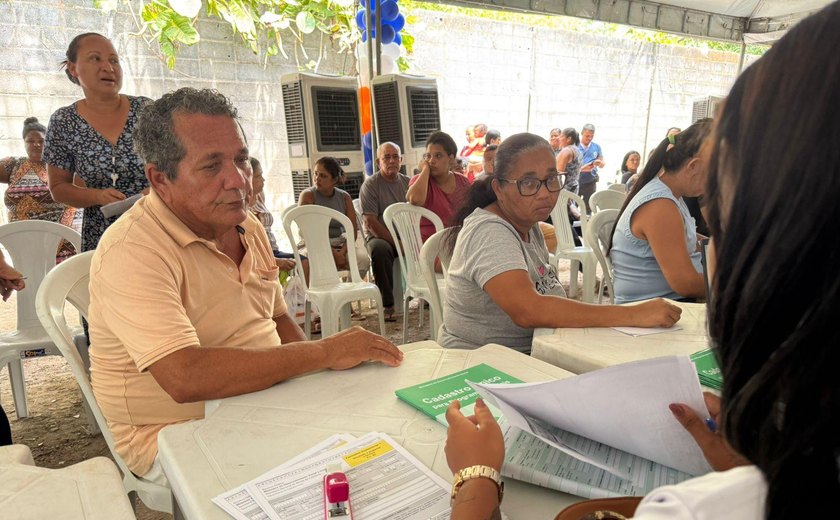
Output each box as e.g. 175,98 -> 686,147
1,117 -> 77,262
44,32 -> 151,251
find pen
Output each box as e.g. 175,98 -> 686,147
705,417 -> 718,433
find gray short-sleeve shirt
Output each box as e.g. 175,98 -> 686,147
358,172 -> 410,240
438,208 -> 565,352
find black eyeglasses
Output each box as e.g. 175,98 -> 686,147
498,173 -> 565,196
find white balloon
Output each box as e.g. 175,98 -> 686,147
381,55 -> 397,74
381,42 -> 401,60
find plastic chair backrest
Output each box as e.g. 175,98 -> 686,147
589,189 -> 626,213
583,209 -> 619,302
0,220 -> 81,331
608,183 -> 627,193
383,203 -> 444,293
550,190 -> 588,252
419,229 -> 452,333
35,251 -> 172,513
352,198 -> 365,235
283,205 -> 364,288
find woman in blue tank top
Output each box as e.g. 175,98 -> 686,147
609,119 -> 712,304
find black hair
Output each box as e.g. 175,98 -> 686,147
485,129 -> 501,145
485,144 -> 499,153
561,127 -> 580,146
249,157 -> 262,174
22,117 -> 46,139
620,150 -> 640,173
443,132 -> 552,255
315,156 -> 345,181
607,118 -> 712,252
425,130 -> 457,157
705,3 -> 840,519
60,32 -> 106,85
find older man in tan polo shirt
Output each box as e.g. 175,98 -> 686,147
87,88 -> 403,484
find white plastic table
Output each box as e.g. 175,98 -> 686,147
532,301 -> 709,374
158,341 -> 580,520
0,457 -> 135,519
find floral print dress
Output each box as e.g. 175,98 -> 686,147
43,95 -> 152,251
1,157 -> 77,262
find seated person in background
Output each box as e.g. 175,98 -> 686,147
620,150 -> 641,185
406,131 -> 471,242
360,142 -> 410,321
609,119 -> 711,304
484,129 -> 501,146
247,157 -> 300,276
446,8 -> 840,517
298,157 -> 369,276
475,144 -> 497,181
88,88 -> 402,483
437,133 -> 681,352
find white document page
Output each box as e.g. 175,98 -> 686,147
611,325 -> 683,336
474,356 -> 712,476
501,419 -> 693,498
247,432 -> 451,520
213,434 -> 355,520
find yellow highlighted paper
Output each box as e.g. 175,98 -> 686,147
343,439 -> 394,468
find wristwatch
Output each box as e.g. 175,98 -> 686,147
450,465 -> 504,506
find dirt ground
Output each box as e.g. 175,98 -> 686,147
0,262 -> 583,519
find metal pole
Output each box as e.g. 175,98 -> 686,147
736,40 -> 747,75
641,43 -> 658,161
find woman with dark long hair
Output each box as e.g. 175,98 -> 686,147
444,3 -> 840,518
437,133 -> 681,352
620,150 -> 641,185
608,119 -> 712,304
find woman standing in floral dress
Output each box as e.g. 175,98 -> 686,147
44,32 -> 151,252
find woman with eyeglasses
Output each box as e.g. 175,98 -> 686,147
437,133 -> 681,352
406,130 -> 471,242
608,120 -> 711,305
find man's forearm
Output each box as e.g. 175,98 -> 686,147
366,218 -> 394,244
275,313 -> 307,343
148,342 -> 329,404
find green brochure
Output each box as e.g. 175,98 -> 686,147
690,348 -> 723,390
395,364 -> 523,426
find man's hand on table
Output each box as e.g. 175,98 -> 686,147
322,326 -> 403,370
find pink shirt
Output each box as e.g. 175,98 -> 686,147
408,172 -> 471,241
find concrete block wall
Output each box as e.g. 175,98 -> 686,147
1,1 -> 759,226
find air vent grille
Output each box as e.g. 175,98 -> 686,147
313,87 -> 360,151
282,81 -> 306,145
407,87 -> 440,147
291,169 -> 311,201
373,82 -> 403,152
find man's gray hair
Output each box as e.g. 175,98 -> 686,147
582,123 -> 596,133
377,141 -> 401,155
134,88 -> 239,180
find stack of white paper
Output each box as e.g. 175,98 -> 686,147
213,432 -> 452,520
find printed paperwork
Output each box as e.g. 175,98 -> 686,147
610,325 -> 683,336
213,432 -> 451,520
471,356 -> 713,498
395,363 -> 523,425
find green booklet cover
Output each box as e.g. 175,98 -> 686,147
690,348 -> 723,390
395,364 -> 523,426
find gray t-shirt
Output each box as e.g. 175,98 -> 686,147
359,172 -> 410,240
438,208 -> 566,352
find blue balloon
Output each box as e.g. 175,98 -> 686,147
393,32 -> 401,46
361,29 -> 375,42
356,9 -> 366,30
362,132 -> 372,149
380,0 -> 399,22
363,147 -> 372,163
387,13 -> 405,32
365,160 -> 374,175
380,25 -> 395,45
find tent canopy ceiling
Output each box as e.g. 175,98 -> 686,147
426,0 -> 831,42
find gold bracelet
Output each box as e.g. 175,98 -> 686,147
450,465 -> 504,506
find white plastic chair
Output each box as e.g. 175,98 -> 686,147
589,189 -> 626,213
34,251 -> 173,514
283,205 -> 385,338
607,183 -> 627,193
550,190 -> 597,303
0,220 -> 81,419
583,209 -> 619,304
383,203 -> 444,344
419,229 -> 453,341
